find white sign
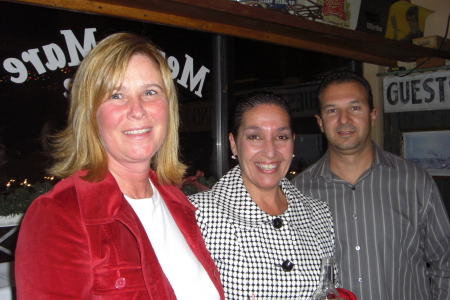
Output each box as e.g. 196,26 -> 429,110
383,69 -> 450,113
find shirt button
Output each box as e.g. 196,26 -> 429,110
353,214 -> 357,219
358,277 -> 363,282
115,277 -> 126,289
281,260 -> 295,272
273,218 -> 283,229
355,246 -> 360,250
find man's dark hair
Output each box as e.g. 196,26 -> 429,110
316,70 -> 374,115
230,92 -> 293,138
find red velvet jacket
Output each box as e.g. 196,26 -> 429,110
15,170 -> 225,299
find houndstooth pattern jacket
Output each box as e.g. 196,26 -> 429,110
189,165 -> 337,300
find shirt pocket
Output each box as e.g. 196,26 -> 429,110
92,266 -> 148,297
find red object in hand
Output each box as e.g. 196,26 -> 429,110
336,288 -> 358,300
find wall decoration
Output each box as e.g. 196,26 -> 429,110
402,129 -> 450,176
385,1 -> 434,43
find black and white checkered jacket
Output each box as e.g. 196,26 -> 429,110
189,165 -> 337,300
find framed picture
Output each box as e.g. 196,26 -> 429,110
402,130 -> 450,176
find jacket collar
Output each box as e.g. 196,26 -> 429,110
210,165 -> 301,230
72,169 -> 195,226
72,170 -> 129,225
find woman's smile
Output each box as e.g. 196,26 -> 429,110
123,128 -> 152,135
255,162 -> 280,171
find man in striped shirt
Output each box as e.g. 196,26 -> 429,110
292,71 -> 450,300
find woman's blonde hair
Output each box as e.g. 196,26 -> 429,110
49,33 -> 186,184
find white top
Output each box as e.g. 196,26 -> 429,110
125,181 -> 220,300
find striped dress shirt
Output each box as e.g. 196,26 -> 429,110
291,143 -> 450,300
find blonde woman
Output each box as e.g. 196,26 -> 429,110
16,33 -> 224,300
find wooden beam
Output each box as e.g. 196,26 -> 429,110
4,0 -> 450,67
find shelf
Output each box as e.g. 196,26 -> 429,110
5,0 -> 450,67
377,64 -> 450,77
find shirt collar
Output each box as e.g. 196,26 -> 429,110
372,142 -> 396,169
309,151 -> 332,181
309,141 -> 396,182
211,165 -> 299,230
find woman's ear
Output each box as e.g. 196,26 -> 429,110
229,132 -> 237,156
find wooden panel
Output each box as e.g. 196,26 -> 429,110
4,0 -> 450,67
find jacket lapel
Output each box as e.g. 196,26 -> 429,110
72,170 -> 132,225
72,170 -> 176,299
